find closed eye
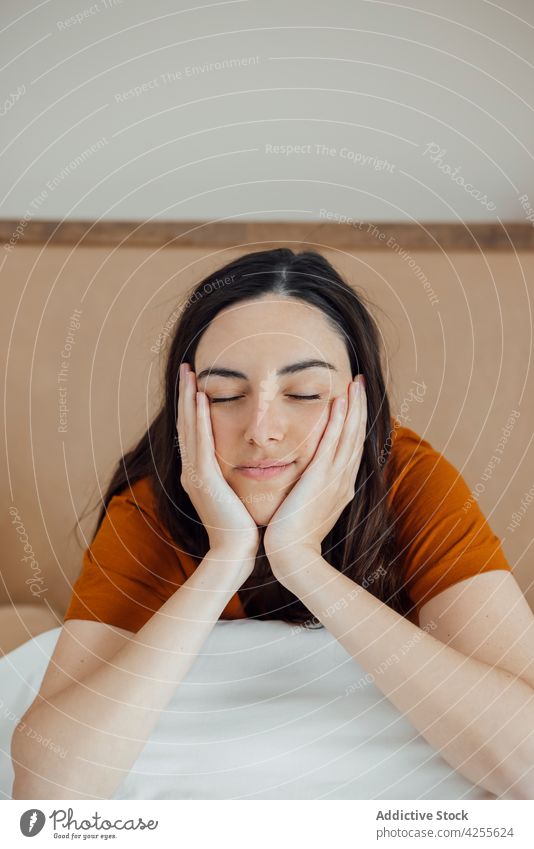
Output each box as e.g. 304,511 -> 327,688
210,394 -> 322,404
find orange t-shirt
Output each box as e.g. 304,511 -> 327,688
64,421 -> 512,632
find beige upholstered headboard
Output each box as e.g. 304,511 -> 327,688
1,221 -> 532,620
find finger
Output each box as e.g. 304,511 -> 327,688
312,392 -> 348,464
179,365 -> 197,471
176,364 -> 185,454
196,390 -> 214,451
335,377 -> 366,467
348,390 -> 367,489
351,383 -> 367,455
196,389 -> 225,483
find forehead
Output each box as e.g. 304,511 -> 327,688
195,296 -> 350,372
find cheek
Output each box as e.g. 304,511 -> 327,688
296,405 -> 331,455
209,403 -> 332,463
210,417 -> 234,465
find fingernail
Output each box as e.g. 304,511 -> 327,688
360,375 -> 366,389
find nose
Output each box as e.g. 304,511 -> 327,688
243,394 -> 285,445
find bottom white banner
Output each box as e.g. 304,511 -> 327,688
2,799 -> 533,848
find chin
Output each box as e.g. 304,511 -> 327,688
248,501 -> 280,527
234,490 -> 284,527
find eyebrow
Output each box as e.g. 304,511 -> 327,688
196,359 -> 338,382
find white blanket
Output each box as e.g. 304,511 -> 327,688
1,620 -> 494,800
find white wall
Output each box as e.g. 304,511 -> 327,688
1,0 -> 534,223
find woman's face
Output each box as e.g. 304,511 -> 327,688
193,295 -> 354,526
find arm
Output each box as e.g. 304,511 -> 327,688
263,374 -> 534,798
269,546 -> 534,799
11,545 -> 255,801
12,359 -> 260,800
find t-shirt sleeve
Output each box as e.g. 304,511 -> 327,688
64,494 -> 186,633
389,430 -> 512,617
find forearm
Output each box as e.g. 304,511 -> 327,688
270,547 -> 534,798
12,545 -> 255,800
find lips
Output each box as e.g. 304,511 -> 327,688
236,462 -> 295,480
237,460 -> 292,469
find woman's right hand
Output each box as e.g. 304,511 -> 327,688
176,362 -> 260,562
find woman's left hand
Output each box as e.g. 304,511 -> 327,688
263,374 -> 367,576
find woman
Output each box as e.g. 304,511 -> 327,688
12,248 -> 534,800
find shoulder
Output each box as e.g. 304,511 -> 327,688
385,416 -> 435,460
382,418 -> 511,615
384,417 -> 482,521
114,475 -> 159,520
86,475 -> 178,562
85,475 -> 184,578
383,418 -> 441,490
107,475 -> 171,537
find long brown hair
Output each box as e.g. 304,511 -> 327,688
78,248 -> 413,628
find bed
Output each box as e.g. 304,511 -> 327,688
1,618 -> 495,800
